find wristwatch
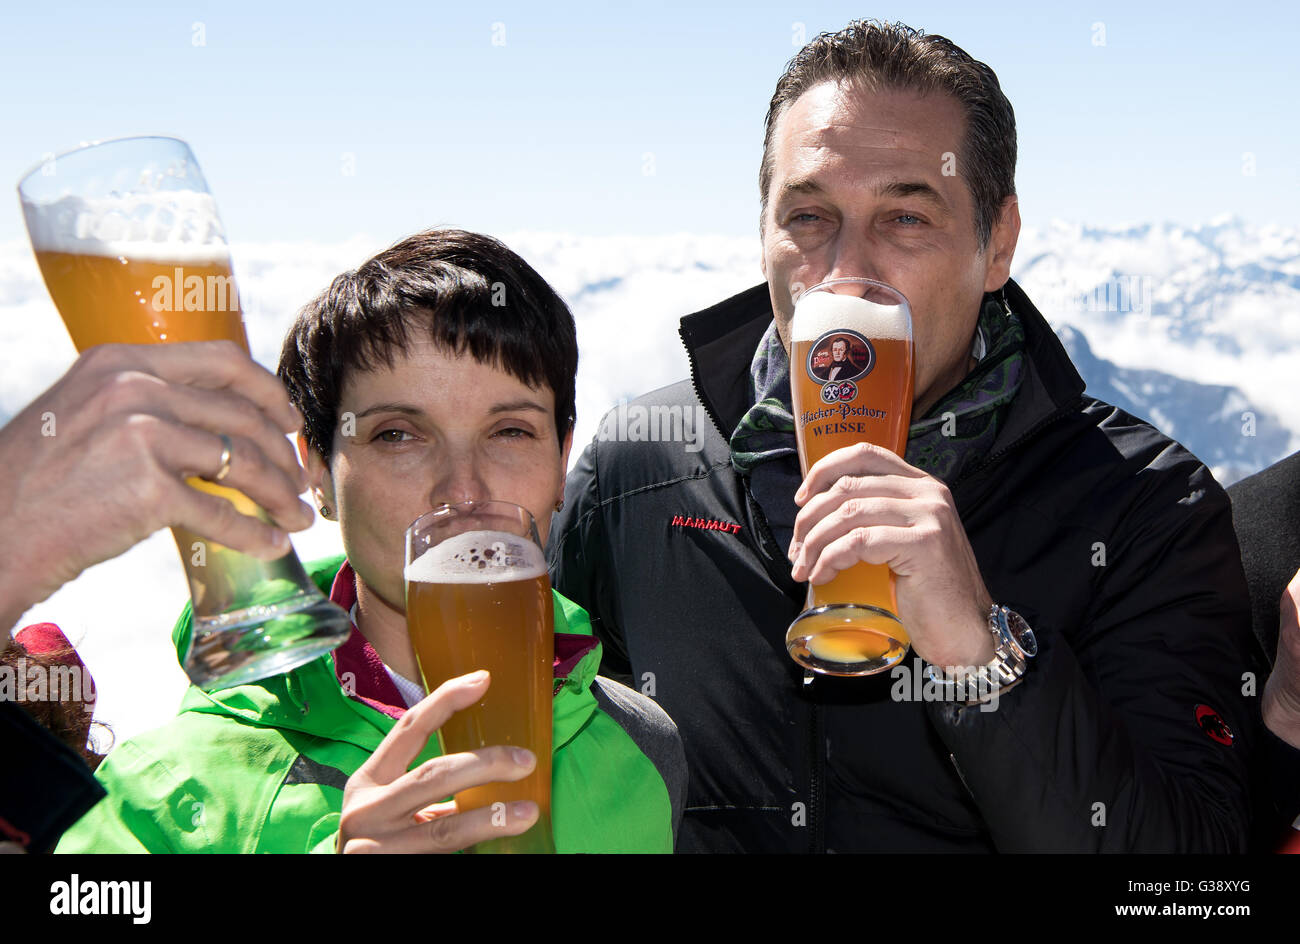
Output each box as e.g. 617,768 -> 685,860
924,604 -> 1038,703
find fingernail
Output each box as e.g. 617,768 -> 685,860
787,541 -> 802,563
298,499 -> 314,522
463,670 -> 489,685
271,529 -> 290,551
510,801 -> 538,821
512,747 -> 536,767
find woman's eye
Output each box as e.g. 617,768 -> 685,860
376,429 -> 411,444
494,427 -> 534,440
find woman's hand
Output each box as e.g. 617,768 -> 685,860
337,670 -> 541,853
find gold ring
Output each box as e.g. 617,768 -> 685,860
213,433 -> 233,482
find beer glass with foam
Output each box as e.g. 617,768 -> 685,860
17,136 -> 350,691
787,278 -> 915,675
405,500 -> 555,854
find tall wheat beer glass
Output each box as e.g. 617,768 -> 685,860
405,501 -> 555,854
17,137 -> 350,691
787,278 -> 915,675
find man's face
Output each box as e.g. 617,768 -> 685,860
831,339 -> 848,362
762,81 -> 1019,415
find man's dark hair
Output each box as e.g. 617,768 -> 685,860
279,228 -> 578,463
759,19 -> 1017,249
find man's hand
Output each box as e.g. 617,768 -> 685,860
0,342 -> 315,628
789,442 -> 996,668
337,670 -> 542,853
1263,567 -> 1300,750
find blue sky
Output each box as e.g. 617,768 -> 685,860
3,0 -> 1296,243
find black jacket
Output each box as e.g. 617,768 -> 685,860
1227,450 -> 1300,849
549,279 -> 1262,853
1229,449 -> 1300,661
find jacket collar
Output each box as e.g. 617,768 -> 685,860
677,278 -> 1086,455
325,559 -> 599,720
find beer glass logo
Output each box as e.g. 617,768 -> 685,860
821,380 -> 858,403
806,329 -> 874,401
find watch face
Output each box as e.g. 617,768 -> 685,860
1006,610 -> 1038,658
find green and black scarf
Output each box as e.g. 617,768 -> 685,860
730,292 -> 1026,550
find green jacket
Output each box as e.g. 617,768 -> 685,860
56,555 -> 674,853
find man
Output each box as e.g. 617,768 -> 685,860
1228,450 -> 1300,851
549,20 -> 1260,852
813,336 -> 854,381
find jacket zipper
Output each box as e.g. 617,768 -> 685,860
809,693 -> 825,854
679,324 -> 732,443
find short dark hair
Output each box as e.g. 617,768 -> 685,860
759,19 -> 1017,248
278,229 -> 578,464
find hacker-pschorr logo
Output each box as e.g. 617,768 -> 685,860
49,874 -> 151,924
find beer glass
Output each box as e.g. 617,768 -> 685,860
405,500 -> 555,854
786,278 -> 915,675
17,136 -> 351,691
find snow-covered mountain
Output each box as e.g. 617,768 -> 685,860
1,218 -> 1297,740
1055,325 -> 1289,485
1014,217 -> 1300,462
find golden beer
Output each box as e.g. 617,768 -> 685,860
405,520 -> 556,854
787,282 -> 915,675
18,137 -> 352,691
32,250 -> 246,349
29,245 -> 282,620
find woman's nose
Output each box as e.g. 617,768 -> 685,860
427,449 -> 491,507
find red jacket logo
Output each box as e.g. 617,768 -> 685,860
1195,704 -> 1233,746
671,515 -> 741,535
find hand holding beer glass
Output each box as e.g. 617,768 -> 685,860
405,500 -> 555,854
786,278 -> 915,676
17,136 -> 351,690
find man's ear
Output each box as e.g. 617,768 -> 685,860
983,195 -> 1021,294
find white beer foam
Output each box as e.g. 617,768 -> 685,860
405,529 -> 547,584
792,290 -> 910,343
22,191 -> 231,265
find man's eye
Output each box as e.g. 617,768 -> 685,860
790,212 -> 823,224
376,429 -> 411,443
895,214 -> 923,225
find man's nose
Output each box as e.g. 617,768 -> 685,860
824,227 -> 886,286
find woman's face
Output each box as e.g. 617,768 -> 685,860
302,336 -> 572,613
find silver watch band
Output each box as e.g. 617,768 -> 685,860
923,604 -> 1035,704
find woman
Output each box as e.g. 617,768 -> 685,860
56,230 -> 682,853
